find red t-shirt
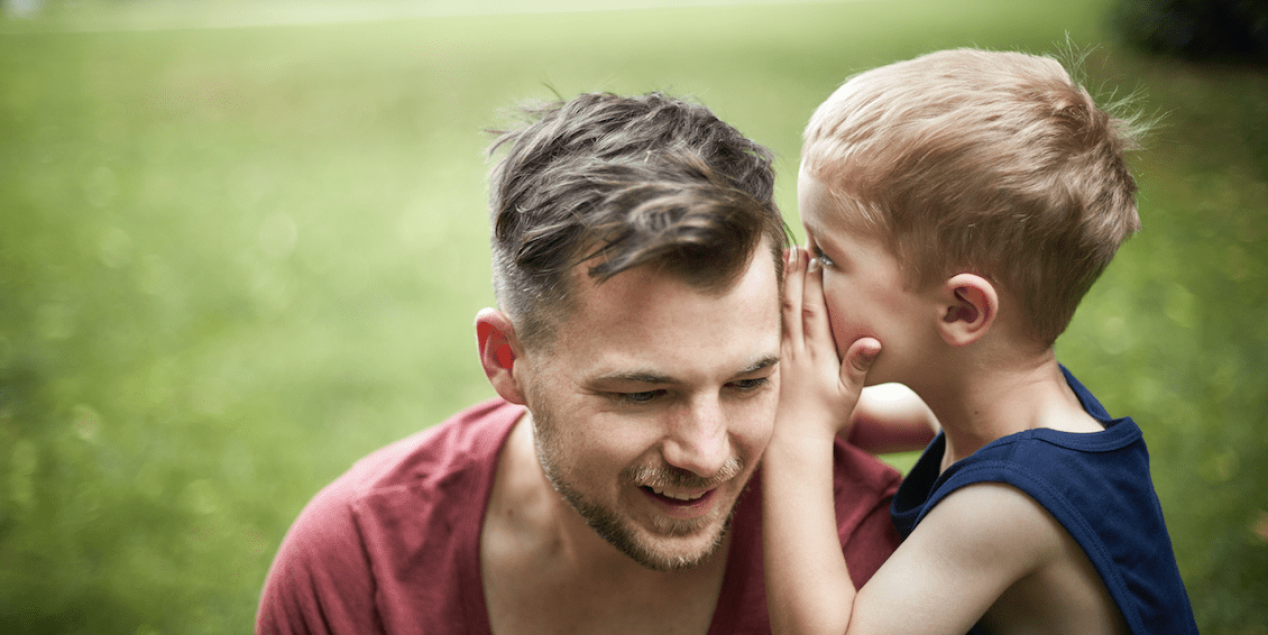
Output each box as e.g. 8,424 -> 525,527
257,398 -> 901,634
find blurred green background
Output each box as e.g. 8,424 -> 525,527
1,0 -> 1264,632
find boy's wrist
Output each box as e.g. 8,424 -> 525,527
767,424 -> 839,459
773,406 -> 850,444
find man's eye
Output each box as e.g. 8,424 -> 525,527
615,390 -> 663,405
730,378 -> 770,392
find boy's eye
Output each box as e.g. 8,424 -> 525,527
810,247 -> 835,268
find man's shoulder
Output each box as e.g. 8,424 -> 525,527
280,397 -> 524,553
828,436 -> 903,543
257,397 -> 522,632
831,436 -> 903,501
335,397 -> 525,496
824,438 -> 904,586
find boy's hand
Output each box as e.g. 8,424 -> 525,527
764,246 -> 880,635
776,246 -> 881,444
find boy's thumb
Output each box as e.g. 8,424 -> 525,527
841,337 -> 882,386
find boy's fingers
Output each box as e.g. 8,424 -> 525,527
839,337 -> 881,393
801,256 -> 834,348
782,246 -> 806,345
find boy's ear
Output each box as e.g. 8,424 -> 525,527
475,308 -> 528,405
936,274 -> 997,347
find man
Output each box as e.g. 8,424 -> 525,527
256,92 -> 902,634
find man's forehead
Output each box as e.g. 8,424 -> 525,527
552,250 -> 782,382
570,241 -> 781,295
567,254 -> 779,315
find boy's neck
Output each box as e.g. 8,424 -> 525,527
914,348 -> 1105,472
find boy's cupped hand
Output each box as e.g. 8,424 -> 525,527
775,245 -> 881,444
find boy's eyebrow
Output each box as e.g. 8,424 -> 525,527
802,215 -> 824,237
591,355 -> 781,386
801,219 -> 831,251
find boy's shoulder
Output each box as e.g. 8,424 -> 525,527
896,480 -> 1134,634
890,368 -> 1197,634
899,480 -> 1073,571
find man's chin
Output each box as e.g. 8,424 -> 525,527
599,510 -> 735,572
617,524 -> 729,572
551,472 -> 741,571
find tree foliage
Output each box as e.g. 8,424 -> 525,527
1113,0 -> 1268,62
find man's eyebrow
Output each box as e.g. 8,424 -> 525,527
591,370 -> 678,385
738,355 -> 780,376
591,355 -> 780,386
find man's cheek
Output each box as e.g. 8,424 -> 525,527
745,392 -> 780,445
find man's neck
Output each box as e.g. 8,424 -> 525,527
914,349 -> 1103,472
480,415 -> 728,635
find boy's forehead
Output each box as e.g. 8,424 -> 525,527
798,172 -> 857,234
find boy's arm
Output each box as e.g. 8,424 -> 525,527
764,248 -> 1065,635
849,383 -> 939,455
764,248 -> 874,635
846,483 -> 1069,634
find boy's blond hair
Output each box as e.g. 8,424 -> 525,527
802,48 -> 1142,345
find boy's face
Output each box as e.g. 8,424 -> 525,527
797,171 -> 939,386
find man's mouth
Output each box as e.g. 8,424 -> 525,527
645,486 -> 707,502
626,460 -> 743,513
640,485 -> 716,509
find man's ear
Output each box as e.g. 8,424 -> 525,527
475,308 -> 528,405
936,274 -> 997,347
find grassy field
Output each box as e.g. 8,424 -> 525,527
1,0 -> 1265,632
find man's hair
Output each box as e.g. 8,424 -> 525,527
488,92 -> 789,349
802,48 -> 1144,345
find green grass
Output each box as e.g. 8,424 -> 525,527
1,0 -> 1265,632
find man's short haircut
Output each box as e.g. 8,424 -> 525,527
802,48 -> 1145,345
488,92 -> 789,350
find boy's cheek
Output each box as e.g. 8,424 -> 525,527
818,288 -> 849,340
822,299 -> 870,359
824,309 -> 853,358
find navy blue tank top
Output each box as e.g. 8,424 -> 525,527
891,367 -> 1198,634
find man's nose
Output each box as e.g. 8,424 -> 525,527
661,397 -> 731,478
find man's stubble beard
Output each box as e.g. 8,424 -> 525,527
529,394 -> 746,572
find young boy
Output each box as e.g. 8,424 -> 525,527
763,49 -> 1198,635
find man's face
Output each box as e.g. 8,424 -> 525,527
517,249 -> 781,572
